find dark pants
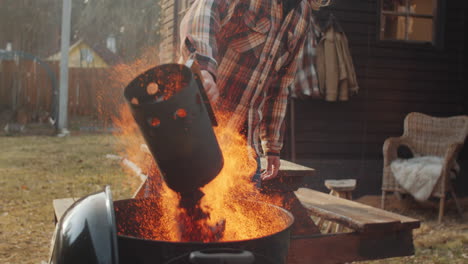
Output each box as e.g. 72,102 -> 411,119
242,124 -> 262,188
252,155 -> 262,188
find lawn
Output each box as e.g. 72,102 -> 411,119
0,131 -> 139,264
0,131 -> 467,263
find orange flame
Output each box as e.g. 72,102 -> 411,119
199,112 -> 287,241
100,49 -> 288,242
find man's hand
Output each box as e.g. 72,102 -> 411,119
201,70 -> 219,104
261,155 -> 280,181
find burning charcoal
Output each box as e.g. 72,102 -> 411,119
174,109 -> 188,119
160,72 -> 189,100
210,219 -> 226,241
179,189 -> 205,209
148,117 -> 161,128
155,69 -> 165,82
177,189 -> 227,242
178,206 -> 226,242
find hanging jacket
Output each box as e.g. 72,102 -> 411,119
316,16 -> 358,102
290,14 -> 322,98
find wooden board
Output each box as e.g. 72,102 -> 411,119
288,229 -> 415,264
260,158 -> 316,178
53,197 -> 79,223
259,159 -> 316,193
294,188 -> 420,232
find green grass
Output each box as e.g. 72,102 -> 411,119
0,133 -> 466,263
0,133 -> 137,264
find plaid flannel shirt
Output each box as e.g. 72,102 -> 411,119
291,14 -> 322,98
180,0 -> 311,155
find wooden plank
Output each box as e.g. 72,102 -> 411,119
259,159 -> 317,192
325,179 -> 356,192
288,229 -> 415,264
295,189 -> 400,232
294,188 -> 420,232
260,158 -> 315,178
53,197 -> 79,223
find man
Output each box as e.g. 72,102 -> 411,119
180,0 -> 328,182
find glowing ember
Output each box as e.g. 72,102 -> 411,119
101,50 -> 288,243
174,108 -> 187,119
149,117 -> 161,127
156,70 -> 188,101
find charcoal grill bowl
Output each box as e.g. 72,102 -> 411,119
49,186 -> 119,264
114,198 -> 294,264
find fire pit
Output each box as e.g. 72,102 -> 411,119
114,198 -> 294,264
49,186 -> 294,264
50,176 -> 421,264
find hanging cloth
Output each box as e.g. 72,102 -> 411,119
290,13 -> 322,98
316,14 -> 359,102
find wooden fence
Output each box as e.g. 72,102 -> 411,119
0,60 -> 115,120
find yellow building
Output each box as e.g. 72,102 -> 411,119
46,39 -> 120,68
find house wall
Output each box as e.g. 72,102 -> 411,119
293,0 -> 468,196
47,42 -> 109,68
159,0 -> 177,63
160,0 -> 468,197
460,1 -> 468,196
68,42 -> 109,68
160,0 -> 194,63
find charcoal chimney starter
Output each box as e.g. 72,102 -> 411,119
124,63 -> 224,195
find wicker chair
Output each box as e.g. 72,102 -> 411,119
381,112 -> 468,223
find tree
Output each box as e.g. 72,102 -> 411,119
0,0 -> 162,61
75,0 -> 162,61
0,0 -> 61,56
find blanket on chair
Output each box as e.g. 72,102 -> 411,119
390,156 -> 457,201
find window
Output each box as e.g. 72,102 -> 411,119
80,48 -> 94,64
379,0 -> 442,45
106,35 -> 117,54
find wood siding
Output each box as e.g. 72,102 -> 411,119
293,0 -> 467,196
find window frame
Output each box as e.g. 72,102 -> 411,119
377,0 -> 445,49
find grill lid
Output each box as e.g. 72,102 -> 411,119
49,186 -> 119,264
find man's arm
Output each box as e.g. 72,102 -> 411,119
180,0 -> 232,103
260,13 -> 310,181
180,0 -> 230,80
259,68 -> 290,181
